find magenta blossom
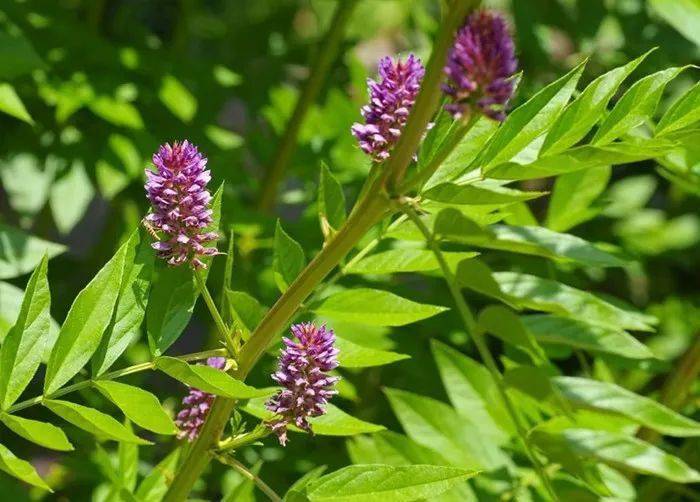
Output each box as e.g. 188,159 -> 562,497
265,323 -> 340,445
351,55 -> 425,162
144,140 -> 218,268
443,10 -> 518,121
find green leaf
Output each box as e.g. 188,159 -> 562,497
0,413 -> 73,451
319,162 -> 346,232
431,340 -> 513,440
135,448 -> 180,502
423,115 -> 499,190
447,222 -> 626,268
532,428 -> 700,483
92,230 -> 154,375
553,377 -> 700,437
306,464 -> 477,502
478,61 -> 585,169
155,356 -> 268,399
336,337 -> 409,368
159,75 -> 197,123
0,256 -> 52,409
345,249 -> 477,275
285,465 -> 328,502
455,259 -> 518,308
592,67 -> 686,145
0,443 -> 51,491
89,96 -> 144,129
478,305 -> 546,363
541,52 -> 651,154
348,431 -> 451,467
424,181 -> 546,207
521,315 -> 654,360
650,0 -> 700,47
656,82 -> 700,135
44,241 -> 129,394
0,223 -> 65,279
313,288 -> 448,327
226,290 -> 267,338
384,388 -> 508,470
242,397 -> 384,436
0,27 -> 44,79
93,381 -> 176,435
493,272 -> 656,332
147,185 -> 222,354
273,221 -> 306,293
433,209 -> 493,242
49,161 -> 95,235
545,166 -> 611,232
43,399 -> 150,444
0,83 -> 32,124
205,125 -> 243,150
488,138 -> 679,180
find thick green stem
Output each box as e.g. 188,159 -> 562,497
164,4 -> 478,499
401,204 -> 560,502
5,349 -> 225,414
195,268 -> 237,356
258,0 -> 359,212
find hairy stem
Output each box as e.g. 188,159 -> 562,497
257,0 -> 359,212
401,203 -> 560,502
195,268 -> 237,356
164,4 -> 478,499
6,349 -> 226,414
215,454 -> 283,502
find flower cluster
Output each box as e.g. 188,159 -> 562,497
443,10 -> 517,121
265,323 -> 340,446
175,357 -> 226,442
351,54 -> 425,161
144,140 -> 218,268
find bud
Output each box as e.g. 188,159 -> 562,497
443,11 -> 518,121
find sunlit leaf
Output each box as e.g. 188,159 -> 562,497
314,288 -> 448,327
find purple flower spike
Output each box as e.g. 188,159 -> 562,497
144,140 -> 218,269
175,357 -> 226,442
265,323 -> 340,446
351,54 -> 425,162
443,10 -> 518,121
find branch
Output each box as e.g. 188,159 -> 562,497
257,0 -> 359,212
6,349 -> 226,414
214,454 -> 283,502
164,4 -> 478,499
401,202 -> 560,502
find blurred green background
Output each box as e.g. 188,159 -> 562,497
1,0 -> 699,499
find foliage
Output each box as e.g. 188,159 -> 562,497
0,0 -> 699,501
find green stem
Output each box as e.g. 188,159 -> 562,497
195,268 -> 237,356
6,349 -> 225,414
639,333 -> 700,446
214,454 -> 283,502
257,0 -> 359,212
164,4 -> 477,499
401,203 -> 560,502
398,113 -> 480,193
217,424 -> 271,451
385,0 -> 480,191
